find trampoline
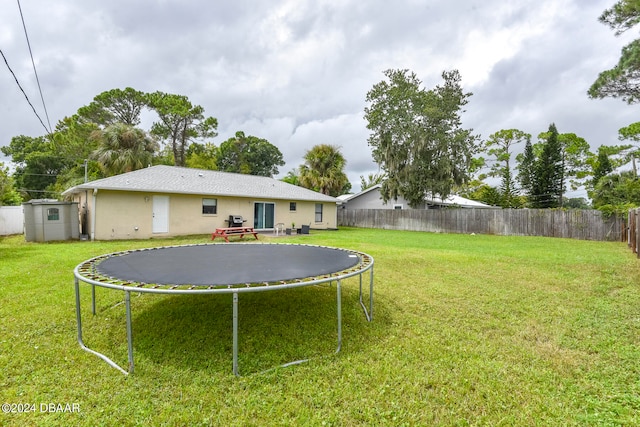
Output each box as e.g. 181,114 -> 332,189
74,243 -> 374,376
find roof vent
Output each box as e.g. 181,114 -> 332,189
198,173 -> 204,177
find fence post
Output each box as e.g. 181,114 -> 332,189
632,209 -> 636,253
636,208 -> 640,257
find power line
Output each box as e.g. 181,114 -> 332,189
16,172 -> 60,177
0,48 -> 51,135
16,0 -> 52,133
18,188 -> 60,195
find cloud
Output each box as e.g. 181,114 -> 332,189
218,112 -> 376,184
1,0 -> 637,196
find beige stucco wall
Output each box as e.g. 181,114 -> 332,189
70,190 -> 337,240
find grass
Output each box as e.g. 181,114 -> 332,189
1,227 -> 639,426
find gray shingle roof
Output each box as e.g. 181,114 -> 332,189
62,165 -> 337,203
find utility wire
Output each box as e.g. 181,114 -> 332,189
18,189 -> 60,196
17,172 -> 59,177
0,48 -> 51,135
16,0 -> 52,133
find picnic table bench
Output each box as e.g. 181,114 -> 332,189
211,227 -> 259,243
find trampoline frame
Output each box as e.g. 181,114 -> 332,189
73,243 -> 374,376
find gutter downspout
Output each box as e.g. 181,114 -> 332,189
91,188 -> 97,241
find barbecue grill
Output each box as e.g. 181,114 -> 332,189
227,215 -> 246,227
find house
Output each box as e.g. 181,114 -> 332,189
62,165 -> 338,240
339,184 -> 493,210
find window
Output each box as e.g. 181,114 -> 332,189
202,198 -> 217,215
47,208 -> 59,221
315,203 -> 323,222
289,202 -> 297,211
393,204 -> 404,210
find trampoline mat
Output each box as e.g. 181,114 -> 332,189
95,244 -> 361,286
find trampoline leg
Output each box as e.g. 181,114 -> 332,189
75,278 -> 84,348
91,284 -> 96,315
125,291 -> 134,374
336,279 -> 342,354
232,292 -> 239,376
74,278 -> 129,375
369,267 -> 374,321
358,267 -> 374,322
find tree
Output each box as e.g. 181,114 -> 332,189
589,1 -> 640,103
298,144 -> 351,196
591,146 -> 615,188
153,145 -> 176,166
533,130 -> 593,199
364,69 -> 479,208
564,198 -> 590,209
1,135 -> 47,166
589,145 -> 614,197
281,169 -> 300,186
531,124 -> 564,208
147,92 -> 218,167
359,172 -> 386,191
50,115 -> 100,163
217,131 -> 284,177
592,171 -> 640,213
1,135 -> 63,200
557,133 -> 592,192
91,123 -> 158,175
483,129 -> 530,208
47,115 -> 103,192
458,182 -> 506,207
77,87 -> 148,126
516,137 -> 536,199
0,163 -> 22,205
185,142 -> 218,170
616,121 -> 640,175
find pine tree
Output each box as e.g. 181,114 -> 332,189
531,124 -> 564,208
517,138 -> 536,201
484,129 -> 530,208
592,147 -> 614,188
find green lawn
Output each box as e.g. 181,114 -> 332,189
1,228 -> 639,426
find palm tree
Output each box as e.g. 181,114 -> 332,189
298,144 -> 351,196
360,172 -> 386,191
91,123 -> 158,175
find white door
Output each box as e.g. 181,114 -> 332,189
152,195 -> 169,233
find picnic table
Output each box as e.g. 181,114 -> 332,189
211,226 -> 259,243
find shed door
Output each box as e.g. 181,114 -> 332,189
152,196 -> 169,233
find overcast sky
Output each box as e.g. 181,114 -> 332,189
1,0 -> 637,197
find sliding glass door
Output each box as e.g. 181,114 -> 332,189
254,202 -> 275,229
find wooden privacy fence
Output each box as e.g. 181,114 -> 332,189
338,208 -> 626,242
